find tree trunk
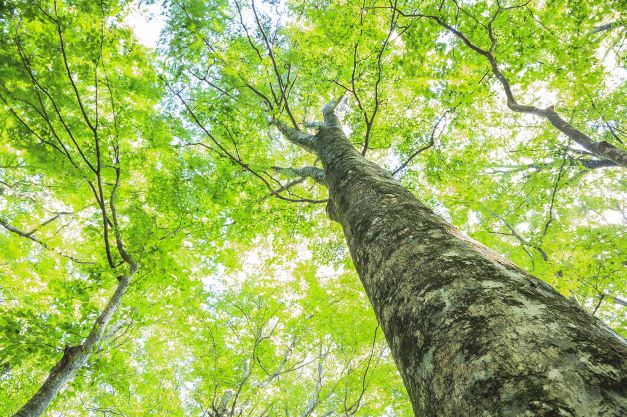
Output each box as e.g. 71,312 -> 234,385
13,272 -> 133,417
316,124 -> 627,416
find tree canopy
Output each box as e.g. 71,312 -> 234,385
1,0 -> 625,415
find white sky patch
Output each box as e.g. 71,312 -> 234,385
383,147 -> 403,171
601,210 -> 625,225
597,35 -> 627,92
124,1 -> 166,49
467,211 -> 480,227
525,81 -> 558,108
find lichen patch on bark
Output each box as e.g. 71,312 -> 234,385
314,124 -> 627,416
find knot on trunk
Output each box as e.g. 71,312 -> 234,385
51,345 -> 82,373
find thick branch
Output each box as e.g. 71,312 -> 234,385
592,21 -> 624,34
322,95 -> 344,130
272,166 -> 327,186
109,166 -> 136,268
488,157 -> 617,175
269,118 -> 318,153
392,7 -> 627,167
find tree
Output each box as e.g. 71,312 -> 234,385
272,98 -> 627,415
1,6 -> 407,416
162,0 -> 627,414
0,1 -> 205,415
78,273 -> 403,417
2,0 -> 626,416
163,0 -> 626,314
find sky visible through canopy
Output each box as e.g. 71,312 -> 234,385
1,0 -> 625,416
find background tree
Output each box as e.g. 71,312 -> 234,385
1,0 -> 626,415
1,1 -> 410,416
70,267 -> 411,417
0,0 -> 210,415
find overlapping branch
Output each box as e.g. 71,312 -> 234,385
487,209 -> 548,264
392,106 -> 457,175
168,83 -> 327,204
0,213 -> 90,265
9,3 -> 139,416
168,0 -> 330,205
331,1 -> 400,155
387,1 -> 627,167
250,0 -> 298,128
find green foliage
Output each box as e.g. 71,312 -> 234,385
0,0 -> 625,415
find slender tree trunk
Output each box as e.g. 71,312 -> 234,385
13,271 -> 133,417
13,347 -> 89,417
315,124 -> 627,416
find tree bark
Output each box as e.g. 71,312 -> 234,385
13,271 -> 133,417
313,123 -> 627,416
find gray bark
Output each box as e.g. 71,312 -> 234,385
13,268 -> 135,417
592,21 -> 624,34
272,166 -> 326,185
295,111 -> 627,416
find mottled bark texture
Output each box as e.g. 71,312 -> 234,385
302,114 -> 627,416
13,271 -> 133,417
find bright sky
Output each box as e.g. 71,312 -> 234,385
124,0 -> 287,49
124,1 -> 165,49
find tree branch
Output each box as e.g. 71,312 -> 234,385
390,5 -> 627,167
251,0 -> 298,128
487,210 -> 548,262
591,21 -> 624,34
392,107 -> 456,175
272,166 -> 327,186
269,118 -> 319,153
0,216 -> 92,264
13,265 -> 134,417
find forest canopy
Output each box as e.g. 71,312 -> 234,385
1,0 -> 625,416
